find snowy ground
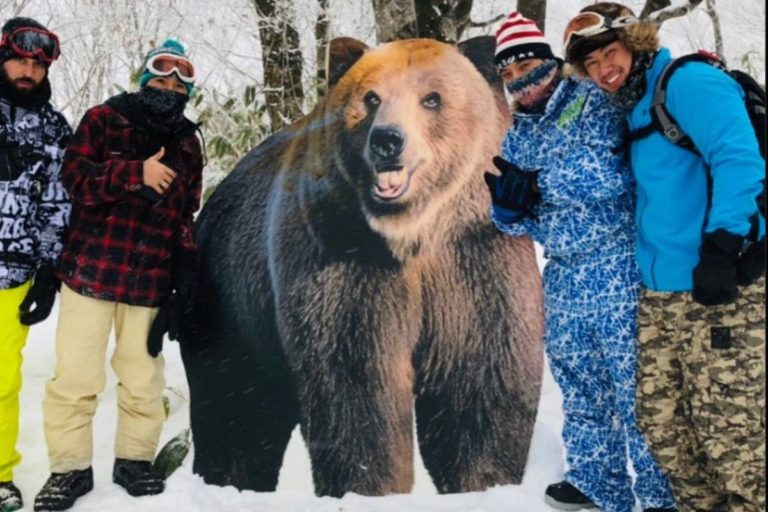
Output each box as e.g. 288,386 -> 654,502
15,247 -> 639,512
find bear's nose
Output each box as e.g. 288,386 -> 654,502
369,127 -> 404,160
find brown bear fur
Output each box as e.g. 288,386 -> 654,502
180,36 -> 544,497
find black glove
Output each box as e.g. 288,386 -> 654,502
19,266 -> 60,325
138,185 -> 163,204
692,229 -> 743,306
172,251 -> 198,309
483,156 -> 540,223
147,294 -> 180,357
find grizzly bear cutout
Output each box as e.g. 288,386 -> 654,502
179,35 -> 544,497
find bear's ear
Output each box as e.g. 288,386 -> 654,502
327,37 -> 369,89
457,35 -> 503,92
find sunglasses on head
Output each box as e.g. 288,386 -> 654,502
563,12 -> 639,55
0,27 -> 61,64
146,54 -> 195,83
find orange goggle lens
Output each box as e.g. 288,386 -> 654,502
563,13 -> 608,48
146,54 -> 195,83
563,13 -> 639,55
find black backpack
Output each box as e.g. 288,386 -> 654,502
628,50 -> 765,158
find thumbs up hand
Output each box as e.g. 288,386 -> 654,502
142,147 -> 177,195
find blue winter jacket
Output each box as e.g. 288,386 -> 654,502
628,48 -> 765,291
491,76 -> 635,259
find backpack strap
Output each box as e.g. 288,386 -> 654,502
628,53 -> 724,153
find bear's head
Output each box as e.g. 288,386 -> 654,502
323,37 -> 508,248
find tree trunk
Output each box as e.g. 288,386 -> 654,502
704,0 -> 724,61
371,0 -> 418,43
413,0 -> 473,43
516,0 -> 547,34
253,0 -> 304,132
370,0 -> 473,43
316,0 -> 331,99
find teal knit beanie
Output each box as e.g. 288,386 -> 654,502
139,38 -> 194,95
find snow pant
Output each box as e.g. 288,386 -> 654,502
0,281 -> 31,482
42,285 -> 164,473
636,276 -> 765,512
543,245 -> 675,512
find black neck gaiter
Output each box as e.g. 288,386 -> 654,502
108,87 -> 189,136
610,51 -> 656,112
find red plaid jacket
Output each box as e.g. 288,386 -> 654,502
57,103 -> 203,307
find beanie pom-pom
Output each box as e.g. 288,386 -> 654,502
158,38 -> 186,55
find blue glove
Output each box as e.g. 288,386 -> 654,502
483,156 -> 541,223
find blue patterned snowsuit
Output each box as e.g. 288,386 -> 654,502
491,77 -> 675,511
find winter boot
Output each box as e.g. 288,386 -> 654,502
33,467 -> 93,512
544,481 -> 598,510
0,482 -> 22,512
112,458 -> 165,497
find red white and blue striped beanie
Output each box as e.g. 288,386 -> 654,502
494,11 -> 554,69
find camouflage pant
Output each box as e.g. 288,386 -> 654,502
636,276 -> 765,512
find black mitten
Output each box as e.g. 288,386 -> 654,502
19,266 -> 60,325
483,156 -> 540,223
692,229 -> 743,306
147,294 -> 180,357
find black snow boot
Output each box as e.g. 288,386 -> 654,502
112,458 -> 165,497
544,481 -> 598,510
0,482 -> 23,512
33,467 -> 93,511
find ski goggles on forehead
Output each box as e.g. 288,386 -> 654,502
0,27 -> 61,64
145,54 -> 195,83
563,12 -> 639,53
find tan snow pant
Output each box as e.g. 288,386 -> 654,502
43,285 -> 165,472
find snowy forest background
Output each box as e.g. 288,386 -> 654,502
0,0 -> 765,197
3,1 -> 765,511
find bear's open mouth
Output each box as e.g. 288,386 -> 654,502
372,161 -> 420,201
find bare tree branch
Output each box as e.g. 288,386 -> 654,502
640,0 -> 671,19
704,0 -> 724,61
647,0 -> 705,25
468,13 -> 505,30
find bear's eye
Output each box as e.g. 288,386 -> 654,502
364,91 -> 381,110
421,92 -> 441,110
